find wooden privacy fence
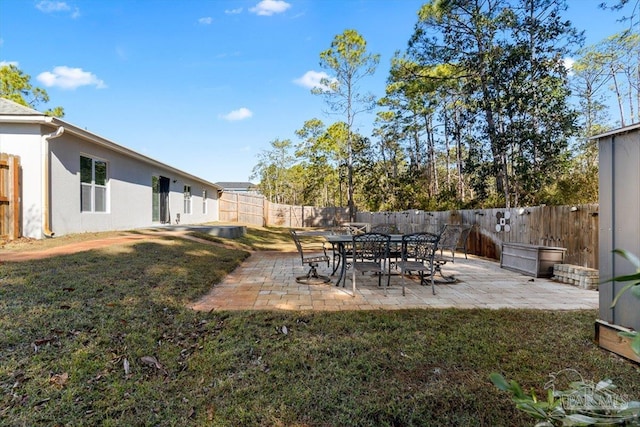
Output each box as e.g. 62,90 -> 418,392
266,203 -> 348,228
356,204 -> 599,269
218,192 -> 266,225
0,153 -> 20,241
218,192 -> 598,268
218,192 -> 348,228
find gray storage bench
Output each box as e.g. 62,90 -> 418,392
500,243 -> 566,278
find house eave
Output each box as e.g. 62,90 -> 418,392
0,114 -> 223,191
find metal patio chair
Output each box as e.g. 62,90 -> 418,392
350,232 -> 391,296
371,223 -> 401,267
396,232 -> 440,295
371,223 -> 400,234
328,225 -> 355,273
290,230 -> 331,284
457,224 -> 474,259
433,224 -> 465,282
341,222 -> 369,234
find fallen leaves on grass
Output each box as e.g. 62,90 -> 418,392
49,372 -> 68,388
32,337 -> 57,352
140,356 -> 168,375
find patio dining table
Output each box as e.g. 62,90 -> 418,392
324,233 -> 406,288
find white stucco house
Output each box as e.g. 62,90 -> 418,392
0,97 -> 222,239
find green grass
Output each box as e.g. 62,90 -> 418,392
1,229 -> 639,426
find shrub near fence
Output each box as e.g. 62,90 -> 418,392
218,192 -> 598,269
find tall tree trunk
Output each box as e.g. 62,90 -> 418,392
429,116 -> 439,196
444,110 -> 451,189
627,73 -> 634,123
454,106 -> 465,201
611,67 -> 626,126
636,49 -> 640,123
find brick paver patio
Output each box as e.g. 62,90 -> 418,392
1,230 -> 598,312
190,251 -> 599,311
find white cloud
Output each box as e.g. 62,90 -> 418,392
563,57 -> 575,76
215,51 -> 241,59
220,107 -> 253,121
36,66 -> 106,90
293,70 -> 335,91
36,1 -> 70,13
225,8 -> 243,14
563,57 -> 575,70
0,60 -> 19,68
198,16 -> 213,25
36,1 -> 80,18
249,0 -> 291,16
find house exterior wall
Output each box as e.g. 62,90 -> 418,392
0,121 -> 220,239
47,130 -> 219,236
0,122 -> 45,238
598,125 -> 640,331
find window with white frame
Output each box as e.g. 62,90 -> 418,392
80,155 -> 108,212
183,185 -> 192,214
202,189 -> 207,214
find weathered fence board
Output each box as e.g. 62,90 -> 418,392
266,203 -> 348,228
356,204 -> 599,268
0,153 -> 21,241
219,192 -> 349,228
218,190 -> 598,269
219,192 -> 266,226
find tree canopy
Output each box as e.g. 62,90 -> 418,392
313,29 -> 380,219
252,0 -> 633,211
0,64 -> 64,117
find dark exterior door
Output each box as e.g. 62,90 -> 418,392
159,176 -> 170,224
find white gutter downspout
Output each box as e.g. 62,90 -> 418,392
42,126 -> 65,238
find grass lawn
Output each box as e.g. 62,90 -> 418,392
1,227 -> 639,426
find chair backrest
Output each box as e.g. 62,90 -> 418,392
371,223 -> 400,234
457,224 -> 474,251
401,232 -> 440,262
341,222 -> 368,234
351,232 -> 390,263
459,225 -> 473,241
437,224 -> 464,260
331,226 -> 353,235
290,230 -> 305,262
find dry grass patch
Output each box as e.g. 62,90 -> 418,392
0,230 -> 132,252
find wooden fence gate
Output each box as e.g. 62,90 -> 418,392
0,153 -> 21,241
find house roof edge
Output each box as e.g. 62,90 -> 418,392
0,103 -> 222,191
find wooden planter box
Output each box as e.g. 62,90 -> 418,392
500,243 -> 566,278
595,320 -> 640,363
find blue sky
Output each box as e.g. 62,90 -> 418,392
0,0 -> 636,184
